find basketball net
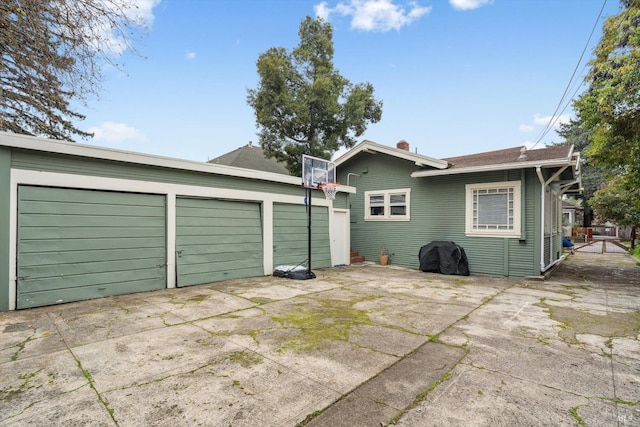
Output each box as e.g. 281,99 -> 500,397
319,182 -> 339,200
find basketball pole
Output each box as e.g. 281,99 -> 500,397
307,186 -> 313,278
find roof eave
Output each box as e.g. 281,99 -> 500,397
411,158 -> 576,178
335,140 -> 448,170
0,132 -> 303,186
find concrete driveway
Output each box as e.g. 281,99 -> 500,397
1,252 -> 638,426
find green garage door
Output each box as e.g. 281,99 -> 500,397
273,203 -> 331,269
176,198 -> 264,287
17,186 -> 167,309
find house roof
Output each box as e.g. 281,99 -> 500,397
411,144 -> 579,178
443,145 -> 573,169
334,140 -> 449,169
208,142 -> 290,175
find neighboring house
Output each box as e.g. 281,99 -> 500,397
335,140 -> 581,278
562,199 -> 580,227
0,132 -> 353,311
562,199 -> 583,238
208,142 -> 290,175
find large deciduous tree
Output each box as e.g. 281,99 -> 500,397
1,0 -> 153,140
573,0 -> 640,185
247,16 -> 383,175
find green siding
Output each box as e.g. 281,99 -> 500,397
273,203 -> 331,269
11,149 -> 301,197
17,186 -> 167,308
333,192 -> 348,210
339,154 -> 543,277
176,198 -> 264,286
0,148 -> 10,311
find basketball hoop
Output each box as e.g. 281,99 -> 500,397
319,182 -> 339,200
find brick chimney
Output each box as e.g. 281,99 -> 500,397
396,140 -> 409,151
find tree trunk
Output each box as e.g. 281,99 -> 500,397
583,208 -> 593,227
631,226 -> 636,249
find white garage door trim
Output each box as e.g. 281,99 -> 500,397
8,169 -> 334,310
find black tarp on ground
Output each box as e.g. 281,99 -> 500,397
418,241 -> 470,276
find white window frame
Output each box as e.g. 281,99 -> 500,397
465,181 -> 521,238
364,188 -> 411,221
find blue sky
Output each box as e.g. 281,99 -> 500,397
76,0 -> 619,163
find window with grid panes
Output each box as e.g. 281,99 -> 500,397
364,189 -> 410,221
465,181 -> 521,237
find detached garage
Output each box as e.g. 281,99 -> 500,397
0,132 -> 354,311
176,197 -> 264,286
17,186 -> 166,308
273,203 -> 331,269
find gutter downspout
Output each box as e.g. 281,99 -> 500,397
546,166 -> 569,269
536,167 -> 546,272
346,173 -> 361,214
550,183 -> 557,270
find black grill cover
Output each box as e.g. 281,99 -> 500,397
419,241 -> 470,276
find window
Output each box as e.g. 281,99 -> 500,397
365,189 -> 410,221
465,181 -> 521,237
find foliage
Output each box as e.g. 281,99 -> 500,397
573,1 -> 640,187
247,16 -> 383,175
590,174 -> 639,248
0,0 -> 152,140
591,175 -> 640,227
556,119 -> 607,201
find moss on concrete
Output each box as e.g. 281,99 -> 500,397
228,351 -> 263,368
537,301 -> 640,344
271,298 -> 374,352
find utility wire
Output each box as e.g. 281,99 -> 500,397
531,0 -> 609,148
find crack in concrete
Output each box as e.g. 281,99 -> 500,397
52,321 -> 119,426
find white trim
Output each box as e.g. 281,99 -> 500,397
166,194 -> 177,289
334,184 -> 356,194
8,177 -> 17,310
330,209 -> 350,266
411,159 -> 574,178
262,201 -> 274,275
465,181 -> 521,238
335,140 -> 448,169
8,169 -> 333,310
364,188 -> 411,221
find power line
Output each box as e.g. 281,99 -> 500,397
530,0 -> 609,148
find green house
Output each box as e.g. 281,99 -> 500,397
0,132 -> 353,311
336,140 -> 581,278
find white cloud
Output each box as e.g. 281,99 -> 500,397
71,0 -> 162,55
315,0 -> 431,32
88,122 -> 145,142
519,124 -> 534,133
449,0 -> 494,11
185,51 -> 196,60
315,2 -> 332,20
533,113 -> 571,128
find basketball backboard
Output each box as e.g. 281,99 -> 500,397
302,154 -> 336,189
